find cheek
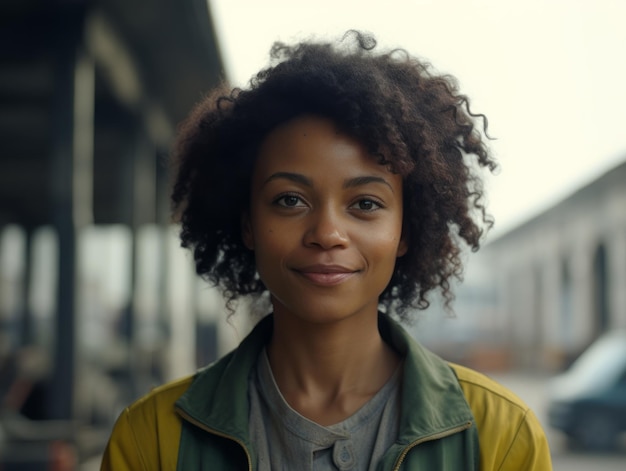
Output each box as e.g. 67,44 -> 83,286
251,228 -> 287,268
370,220 -> 404,248
359,234 -> 404,271
376,232 -> 407,265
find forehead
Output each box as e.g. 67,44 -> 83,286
254,115 -> 394,179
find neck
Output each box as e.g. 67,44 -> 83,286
266,309 -> 400,424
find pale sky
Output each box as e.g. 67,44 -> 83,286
208,0 -> 626,238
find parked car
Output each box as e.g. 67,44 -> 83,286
547,330 -> 626,450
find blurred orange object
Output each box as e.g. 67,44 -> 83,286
49,440 -> 77,471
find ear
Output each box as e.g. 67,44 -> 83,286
241,212 -> 254,250
396,227 -> 408,258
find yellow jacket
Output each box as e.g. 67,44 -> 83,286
101,315 -> 552,470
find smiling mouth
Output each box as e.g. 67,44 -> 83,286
295,265 -> 358,286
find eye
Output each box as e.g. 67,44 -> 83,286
275,194 -> 306,207
350,198 -> 382,211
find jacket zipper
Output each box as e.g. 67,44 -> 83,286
177,408 -> 253,471
178,407 -> 471,471
392,421 -> 473,471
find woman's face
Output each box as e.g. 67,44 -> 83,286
243,115 -> 407,325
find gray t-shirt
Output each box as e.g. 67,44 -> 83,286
249,349 -> 401,470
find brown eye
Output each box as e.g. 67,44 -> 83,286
350,198 -> 382,211
275,194 -> 304,207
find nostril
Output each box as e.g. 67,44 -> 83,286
303,227 -> 348,249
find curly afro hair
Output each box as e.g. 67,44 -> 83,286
171,31 -> 496,321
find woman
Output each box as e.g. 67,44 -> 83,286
101,31 -> 552,470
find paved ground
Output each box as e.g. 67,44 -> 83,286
492,372 -> 626,471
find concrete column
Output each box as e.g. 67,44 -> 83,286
570,243 -> 595,349
12,228 -> 33,346
607,228 -> 626,329
494,256 -> 514,345
49,4 -> 92,421
0,226 -> 25,352
512,261 -> 535,368
125,129 -> 157,396
558,253 -> 576,350
530,241 -> 561,370
164,226 -> 196,381
541,250 -> 563,369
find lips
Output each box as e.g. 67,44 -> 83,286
294,264 -> 358,286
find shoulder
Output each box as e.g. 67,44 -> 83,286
449,363 -> 553,470
450,363 -> 532,446
101,375 -> 194,471
450,363 -> 529,414
125,375 -> 195,422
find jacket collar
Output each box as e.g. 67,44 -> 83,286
176,314 -> 473,446
377,316 -> 474,444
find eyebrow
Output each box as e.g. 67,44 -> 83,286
262,172 -> 394,191
343,175 -> 394,192
262,172 -> 312,187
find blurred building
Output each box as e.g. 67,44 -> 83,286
0,0 -> 226,467
409,159 -> 626,374
482,159 -> 626,371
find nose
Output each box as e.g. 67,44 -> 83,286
302,206 -> 349,249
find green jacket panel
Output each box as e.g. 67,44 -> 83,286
175,315 -> 479,470
101,314 -> 552,470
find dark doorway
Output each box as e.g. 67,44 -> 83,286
592,243 -> 610,334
